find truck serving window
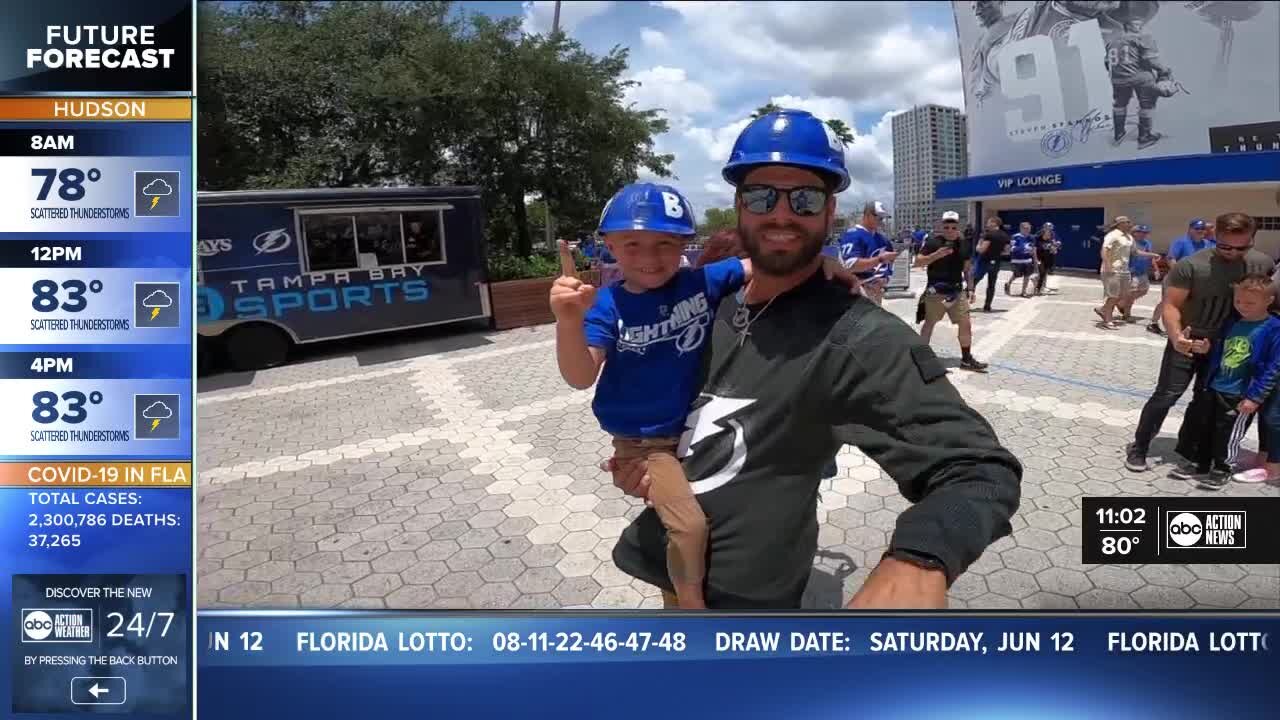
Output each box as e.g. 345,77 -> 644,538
355,212 -> 403,267
302,207 -> 448,272
302,214 -> 358,272
403,210 -> 445,264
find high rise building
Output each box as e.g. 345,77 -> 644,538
892,104 -> 968,233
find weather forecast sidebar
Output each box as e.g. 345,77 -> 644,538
0,2 -> 195,718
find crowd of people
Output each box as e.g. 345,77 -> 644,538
545,110 -> 1276,613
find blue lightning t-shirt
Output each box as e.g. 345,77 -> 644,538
839,225 -> 893,281
1010,233 -> 1035,263
584,258 -> 746,438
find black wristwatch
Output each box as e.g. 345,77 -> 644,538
885,549 -> 947,574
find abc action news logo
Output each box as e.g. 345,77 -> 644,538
1167,511 -> 1247,549
21,608 -> 93,643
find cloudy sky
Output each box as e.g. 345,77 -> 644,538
461,1 -> 966,222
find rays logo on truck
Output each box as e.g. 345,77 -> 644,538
252,228 -> 292,255
197,238 -> 232,257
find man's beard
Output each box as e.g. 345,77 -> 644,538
739,220 -> 827,276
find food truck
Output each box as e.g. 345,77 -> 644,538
197,187 -> 489,371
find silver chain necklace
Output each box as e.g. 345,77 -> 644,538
731,287 -> 779,347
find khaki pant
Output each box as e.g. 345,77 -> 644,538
611,437 -> 708,592
924,291 -> 970,324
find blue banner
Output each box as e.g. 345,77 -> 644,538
198,612 -> 1280,718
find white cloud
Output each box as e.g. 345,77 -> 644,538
653,1 -> 961,111
624,66 -> 716,130
640,27 -> 669,50
508,2 -> 967,222
521,1 -> 614,34
683,117 -> 751,163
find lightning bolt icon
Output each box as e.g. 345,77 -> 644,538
150,196 -> 160,210
150,307 -> 161,321
677,394 -> 756,495
150,418 -> 161,432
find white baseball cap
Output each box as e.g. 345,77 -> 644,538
941,211 -> 961,222
863,200 -> 891,218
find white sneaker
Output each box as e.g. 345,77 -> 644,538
1231,468 -> 1275,484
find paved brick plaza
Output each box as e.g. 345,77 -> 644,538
196,269 -> 1280,610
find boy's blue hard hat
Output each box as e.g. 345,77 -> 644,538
597,183 -> 696,237
722,109 -> 850,193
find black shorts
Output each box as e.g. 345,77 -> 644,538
1011,262 -> 1035,278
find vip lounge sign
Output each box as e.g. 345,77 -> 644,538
996,172 -> 1064,191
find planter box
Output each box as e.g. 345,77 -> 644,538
490,270 -> 601,331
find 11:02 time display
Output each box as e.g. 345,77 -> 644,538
492,631 -> 686,654
1094,507 -> 1146,526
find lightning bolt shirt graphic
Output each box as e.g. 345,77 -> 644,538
610,270 -> 1023,608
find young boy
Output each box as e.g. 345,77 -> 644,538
550,182 -> 854,608
1172,274 -> 1280,487
1005,221 -> 1037,297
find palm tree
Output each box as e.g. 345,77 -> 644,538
750,102 -> 782,119
825,118 -> 855,147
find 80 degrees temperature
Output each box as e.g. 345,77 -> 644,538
1101,535 -> 1140,556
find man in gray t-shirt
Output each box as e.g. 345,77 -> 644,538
1126,213 -> 1273,473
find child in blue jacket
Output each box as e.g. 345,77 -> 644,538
1176,274 -> 1280,486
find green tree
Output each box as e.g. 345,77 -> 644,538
197,1 -> 672,258
751,101 -> 782,119
698,207 -> 737,235
825,118 -> 855,147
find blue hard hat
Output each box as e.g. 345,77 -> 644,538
597,183 -> 697,237
722,109 -> 851,193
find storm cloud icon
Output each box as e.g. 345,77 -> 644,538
142,178 -> 173,196
142,402 -> 173,420
142,290 -> 173,308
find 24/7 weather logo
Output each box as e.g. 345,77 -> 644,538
1166,511 -> 1247,549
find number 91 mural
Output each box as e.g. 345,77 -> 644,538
955,1 -> 1278,175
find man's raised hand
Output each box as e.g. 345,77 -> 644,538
550,239 -> 597,320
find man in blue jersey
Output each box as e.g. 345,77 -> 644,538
1149,219 -> 1214,335
838,200 -> 897,305
1120,225 -> 1162,322
1004,221 -> 1037,298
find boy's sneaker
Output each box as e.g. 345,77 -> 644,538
1124,445 -> 1148,472
959,356 -> 989,373
1168,462 -> 1208,481
1146,323 -> 1164,336
1204,467 -> 1231,488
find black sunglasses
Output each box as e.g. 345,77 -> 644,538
739,185 -> 829,217
1217,242 -> 1253,253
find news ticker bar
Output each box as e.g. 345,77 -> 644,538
194,615 -> 1280,719
1083,496 -> 1279,564
196,613 -> 1277,666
